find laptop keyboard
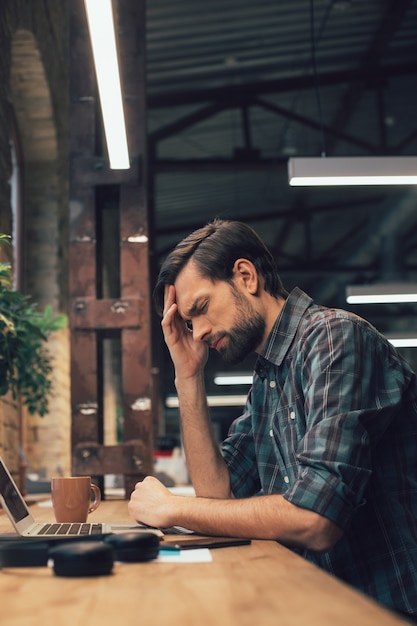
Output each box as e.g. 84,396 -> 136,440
37,523 -> 103,536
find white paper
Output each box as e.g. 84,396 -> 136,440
156,548 -> 212,563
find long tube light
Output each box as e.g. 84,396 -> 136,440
346,283 -> 417,305
386,334 -> 417,348
84,0 -> 130,170
166,395 -> 247,408
214,373 -> 253,386
288,157 -> 417,186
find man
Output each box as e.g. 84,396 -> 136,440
129,219 -> 417,619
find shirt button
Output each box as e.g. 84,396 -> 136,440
269,380 -> 276,388
290,411 -> 295,420
269,429 -> 274,437
283,476 -> 290,484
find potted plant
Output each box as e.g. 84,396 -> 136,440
0,234 -> 67,416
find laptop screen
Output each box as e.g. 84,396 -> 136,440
0,461 -> 29,523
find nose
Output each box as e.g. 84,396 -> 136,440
192,317 -> 210,343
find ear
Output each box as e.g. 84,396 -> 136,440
232,258 -> 260,295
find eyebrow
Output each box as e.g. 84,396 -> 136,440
184,296 -> 206,318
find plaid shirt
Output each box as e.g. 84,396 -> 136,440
222,287 -> 417,617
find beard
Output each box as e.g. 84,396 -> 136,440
216,287 -> 266,365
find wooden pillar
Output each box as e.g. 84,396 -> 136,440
69,0 -> 153,496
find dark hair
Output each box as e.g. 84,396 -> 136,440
153,219 -> 288,315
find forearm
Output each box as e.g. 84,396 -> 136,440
175,372 -> 231,499
165,492 -> 343,552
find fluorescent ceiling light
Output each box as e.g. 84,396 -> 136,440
346,283 -> 417,304
84,0 -> 130,170
214,373 -> 253,386
166,395 -> 247,408
386,334 -> 417,348
288,156 -> 417,186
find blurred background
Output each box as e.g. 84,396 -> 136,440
0,0 -> 416,491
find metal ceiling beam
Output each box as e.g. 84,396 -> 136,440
149,100 -> 228,144
154,157 -> 282,172
155,195 -> 382,237
253,97 -> 377,153
147,61 -> 417,110
149,92 -> 379,156
275,0 -> 416,298
325,0 -> 414,155
297,0 -> 417,306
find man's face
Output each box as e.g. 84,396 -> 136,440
174,260 -> 266,364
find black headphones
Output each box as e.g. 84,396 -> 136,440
0,532 -> 160,576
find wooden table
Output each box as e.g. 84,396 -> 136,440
0,499 -> 410,626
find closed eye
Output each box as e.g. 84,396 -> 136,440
184,300 -> 208,333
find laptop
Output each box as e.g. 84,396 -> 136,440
0,456 -> 162,538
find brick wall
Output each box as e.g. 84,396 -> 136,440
26,327 -> 71,479
0,1 -> 71,482
0,3 -> 13,240
0,394 -> 20,476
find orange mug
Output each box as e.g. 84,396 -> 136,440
51,476 -> 101,523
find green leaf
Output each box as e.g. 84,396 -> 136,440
0,233 -> 68,416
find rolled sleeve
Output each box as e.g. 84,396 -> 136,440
283,314 -> 412,527
284,465 -> 366,529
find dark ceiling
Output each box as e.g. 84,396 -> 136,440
146,0 -> 417,318
143,0 -> 417,415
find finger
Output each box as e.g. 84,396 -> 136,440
161,303 -> 179,335
162,294 -> 181,335
163,284 -> 175,316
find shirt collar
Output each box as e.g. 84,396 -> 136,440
259,287 -> 313,367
